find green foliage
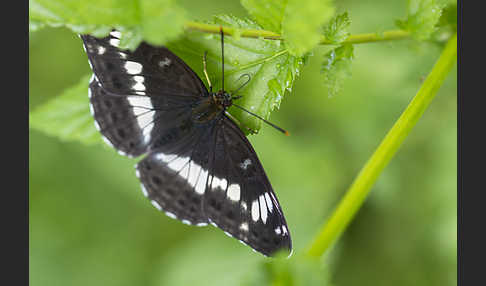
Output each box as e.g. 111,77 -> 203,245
115,26 -> 144,51
240,0 -> 288,33
251,254 -> 332,286
151,233 -> 265,285
29,20 -> 46,32
29,74 -> 102,145
323,12 -> 351,44
140,0 -> 188,45
396,0 -> 442,41
29,0 -> 188,48
321,44 -> 354,97
438,2 -> 457,31
282,0 -> 335,56
29,1 -> 457,285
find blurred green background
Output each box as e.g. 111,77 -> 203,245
29,0 -> 456,285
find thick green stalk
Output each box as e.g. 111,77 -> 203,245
306,33 -> 457,258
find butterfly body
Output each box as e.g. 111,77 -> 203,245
191,92 -> 231,124
81,30 -> 291,257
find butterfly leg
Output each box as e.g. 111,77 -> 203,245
224,111 -> 258,135
203,51 -> 213,93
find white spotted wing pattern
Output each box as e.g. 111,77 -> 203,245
81,31 -> 291,257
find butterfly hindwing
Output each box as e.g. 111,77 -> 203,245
135,114 -> 292,256
136,151 -> 209,226
203,117 -> 292,256
136,123 -> 216,225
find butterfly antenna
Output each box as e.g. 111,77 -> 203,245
232,104 -> 290,136
232,74 -> 251,96
220,26 -> 225,91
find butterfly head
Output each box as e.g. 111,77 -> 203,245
213,90 -> 233,109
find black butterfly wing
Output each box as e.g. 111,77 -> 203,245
135,122 -> 216,226
203,116 -> 292,257
81,31 -> 207,97
82,31 -> 208,157
135,114 -> 291,256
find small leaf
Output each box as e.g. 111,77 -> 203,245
321,44 -> 354,97
29,20 -> 46,32
29,0 -> 188,48
29,0 -> 138,34
282,0 -> 335,57
167,15 -> 303,134
29,74 -> 102,145
240,0 -> 288,32
437,2 -> 457,31
116,26 -> 144,51
395,0 -> 442,41
323,12 -> 351,44
139,0 -> 188,45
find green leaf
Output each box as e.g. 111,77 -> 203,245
437,2 -> 457,31
240,0 -> 288,33
29,19 -> 47,32
323,12 -> 351,44
167,15 -> 303,134
395,0 -> 442,41
282,0 -> 335,57
320,44 -> 354,97
139,0 -> 188,45
29,0 -> 188,49
29,0 -> 138,33
29,74 -> 102,145
116,26 -> 145,51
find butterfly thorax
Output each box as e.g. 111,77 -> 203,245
191,91 -> 232,123
213,90 -> 233,108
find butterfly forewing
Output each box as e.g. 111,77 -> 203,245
81,31 -> 292,257
82,32 -> 205,156
81,32 -> 208,97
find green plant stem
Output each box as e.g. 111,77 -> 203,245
320,30 -> 410,45
185,21 -> 410,45
185,21 -> 281,39
305,33 -> 457,258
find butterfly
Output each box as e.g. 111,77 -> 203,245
80,29 -> 291,257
